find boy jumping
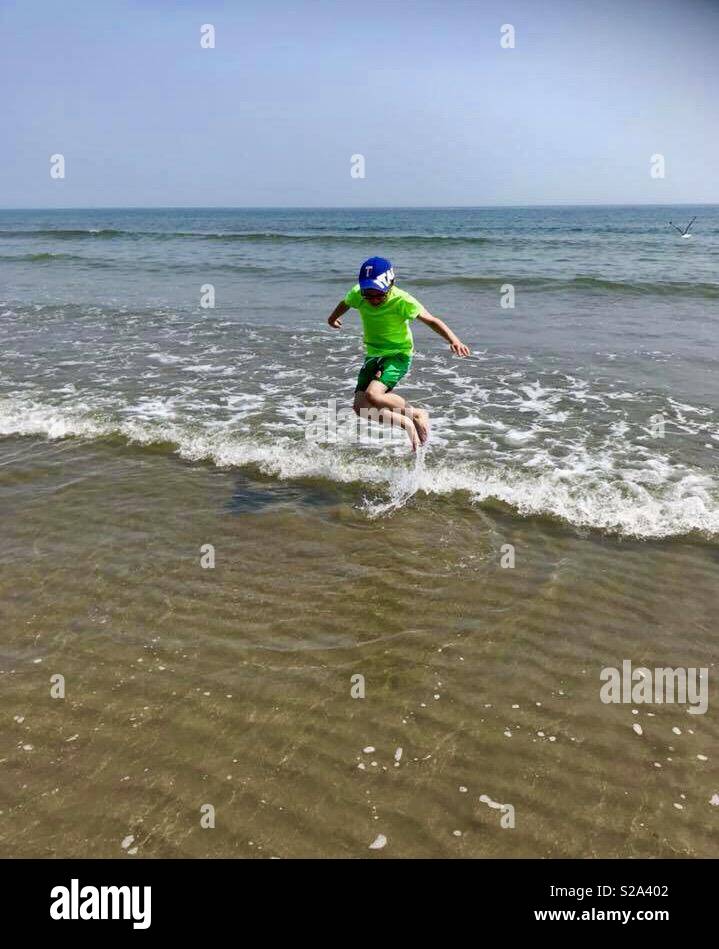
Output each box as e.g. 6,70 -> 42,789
327,256 -> 470,451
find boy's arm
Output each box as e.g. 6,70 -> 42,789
417,310 -> 471,356
327,300 -> 349,328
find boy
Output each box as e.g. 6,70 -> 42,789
327,256 -> 470,451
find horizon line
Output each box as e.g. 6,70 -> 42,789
0,202 -> 717,212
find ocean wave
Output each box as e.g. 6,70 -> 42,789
411,274 -> 719,297
1,396 -> 717,540
3,250 -> 715,297
3,225 -> 718,245
0,228 -> 124,239
0,227 -> 492,245
0,252 -> 105,264
199,232 -> 494,246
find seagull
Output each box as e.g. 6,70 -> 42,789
668,216 -> 696,238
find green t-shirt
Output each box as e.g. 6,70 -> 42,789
343,285 -> 424,357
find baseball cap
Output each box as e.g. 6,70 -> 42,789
358,257 -> 395,292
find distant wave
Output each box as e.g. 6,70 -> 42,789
199,232 -> 494,246
0,227 -> 492,245
0,228 -> 124,239
0,252 -> 99,263
2,249 -> 716,296
412,274 -> 719,298
3,225 -> 718,243
1,395 -> 717,540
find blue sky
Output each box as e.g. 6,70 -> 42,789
2,0 -> 718,207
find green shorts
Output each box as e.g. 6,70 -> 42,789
355,353 -> 412,393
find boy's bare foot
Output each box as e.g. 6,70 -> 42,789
413,409 -> 430,445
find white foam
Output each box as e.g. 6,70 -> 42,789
1,394 -> 718,539
147,352 -> 186,365
503,428 -> 537,445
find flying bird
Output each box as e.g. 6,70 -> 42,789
668,216 -> 697,237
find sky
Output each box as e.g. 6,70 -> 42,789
1,0 -> 718,208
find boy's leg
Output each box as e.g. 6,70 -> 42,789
364,380 -> 429,445
353,389 -> 420,450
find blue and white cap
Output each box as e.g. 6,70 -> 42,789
358,256 -> 395,292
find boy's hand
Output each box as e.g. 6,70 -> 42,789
450,339 -> 471,357
327,300 -> 349,329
